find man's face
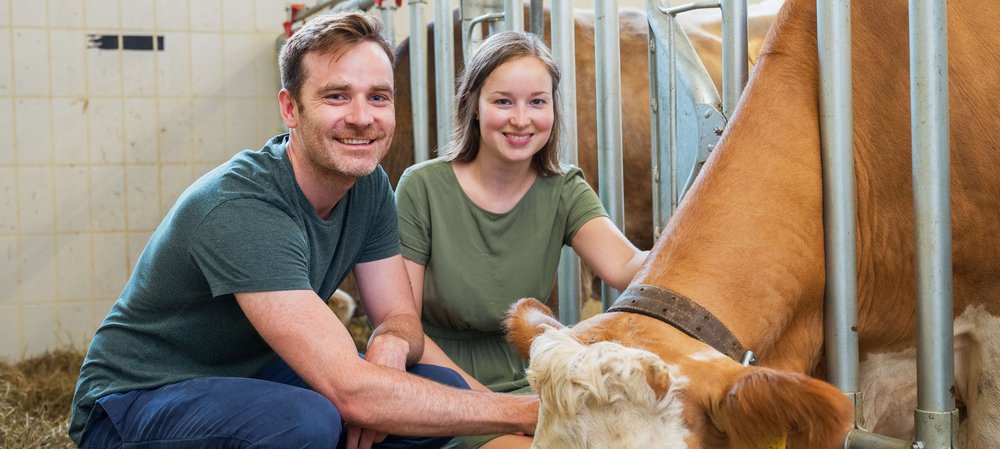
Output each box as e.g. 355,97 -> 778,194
281,41 -> 395,178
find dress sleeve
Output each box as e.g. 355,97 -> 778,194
190,198 -> 313,297
395,167 -> 432,265
561,167 -> 609,245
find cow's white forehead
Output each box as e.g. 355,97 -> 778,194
526,329 -> 692,449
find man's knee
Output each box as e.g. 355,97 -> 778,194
254,388 -> 343,448
408,364 -> 470,390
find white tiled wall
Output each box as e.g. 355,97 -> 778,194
0,0 -> 289,361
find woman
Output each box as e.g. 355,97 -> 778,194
395,31 -> 648,449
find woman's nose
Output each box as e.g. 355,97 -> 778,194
509,106 -> 529,127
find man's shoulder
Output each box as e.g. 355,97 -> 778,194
171,138 -> 293,219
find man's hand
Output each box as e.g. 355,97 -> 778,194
345,424 -> 386,449
344,330 -> 410,449
365,330 -> 411,371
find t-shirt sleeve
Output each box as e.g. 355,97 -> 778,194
395,168 -> 432,266
356,168 -> 402,263
190,198 -> 313,297
561,168 -> 609,245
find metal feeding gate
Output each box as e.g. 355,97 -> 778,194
648,0 -> 958,447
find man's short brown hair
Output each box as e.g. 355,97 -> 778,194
279,11 -> 393,101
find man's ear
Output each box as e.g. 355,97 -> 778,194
279,88 -> 299,129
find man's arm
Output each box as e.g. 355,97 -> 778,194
353,254 -> 424,367
236,290 -> 538,435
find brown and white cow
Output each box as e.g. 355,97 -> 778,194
506,0 -> 1000,447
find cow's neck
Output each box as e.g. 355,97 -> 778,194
633,0 -> 825,372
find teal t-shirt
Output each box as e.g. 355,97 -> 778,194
68,134 -> 400,444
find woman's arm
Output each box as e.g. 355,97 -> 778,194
570,216 -> 649,290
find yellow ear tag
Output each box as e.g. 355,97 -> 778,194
765,434 -> 786,449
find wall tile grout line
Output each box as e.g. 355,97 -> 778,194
6,0 -> 23,359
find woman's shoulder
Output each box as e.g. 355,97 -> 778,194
399,157 -> 452,181
397,158 -> 457,197
539,163 -> 587,187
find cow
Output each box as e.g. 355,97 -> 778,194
504,0 -> 1000,447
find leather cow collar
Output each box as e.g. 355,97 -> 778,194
607,283 -> 757,365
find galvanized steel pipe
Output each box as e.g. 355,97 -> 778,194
910,0 -> 957,446
594,0 -> 625,308
435,0 -> 456,154
408,0 -> 430,163
553,0 -> 582,324
816,0 -> 861,399
529,0 -> 544,37
377,2 -> 397,46
720,0 -> 748,117
504,0 -> 524,31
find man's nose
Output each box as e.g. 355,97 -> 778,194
345,100 -> 373,126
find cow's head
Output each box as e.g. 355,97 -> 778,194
505,298 -> 853,449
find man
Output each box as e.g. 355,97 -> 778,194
69,12 -> 538,449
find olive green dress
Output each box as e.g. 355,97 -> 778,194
395,158 -> 606,448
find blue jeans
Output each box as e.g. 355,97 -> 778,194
79,358 -> 469,449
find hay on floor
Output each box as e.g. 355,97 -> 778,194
0,349 -> 82,449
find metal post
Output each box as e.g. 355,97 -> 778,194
377,2 -> 398,46
553,0 -> 582,324
504,0 -> 524,32
910,0 -> 957,447
816,0 -> 861,409
720,0 -> 748,117
461,1 -> 503,62
529,0 -> 544,37
435,0 -> 456,155
409,0 -> 430,163
594,0 -> 625,309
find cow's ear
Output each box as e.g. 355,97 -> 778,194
711,367 -> 853,449
504,298 -> 565,360
640,358 -> 671,400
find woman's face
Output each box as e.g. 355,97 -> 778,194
476,56 -> 554,166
